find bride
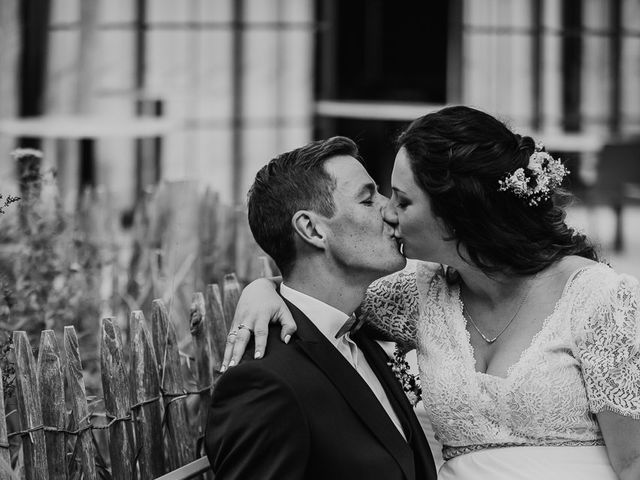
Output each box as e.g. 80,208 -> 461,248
223,106 -> 640,479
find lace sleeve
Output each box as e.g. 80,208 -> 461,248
573,273 -> 640,419
359,265 -> 420,350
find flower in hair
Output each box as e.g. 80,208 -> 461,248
10,148 -> 43,160
498,143 -> 569,206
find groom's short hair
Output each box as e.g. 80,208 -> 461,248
248,136 -> 361,276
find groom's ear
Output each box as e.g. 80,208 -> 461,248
292,210 -> 326,249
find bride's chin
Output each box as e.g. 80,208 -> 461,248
400,244 -> 424,261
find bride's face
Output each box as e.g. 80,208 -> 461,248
383,147 -> 450,261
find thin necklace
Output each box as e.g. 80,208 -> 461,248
462,274 -> 537,344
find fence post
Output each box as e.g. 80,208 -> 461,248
64,326 -> 98,478
13,331 -> 48,480
150,299 -> 194,470
222,273 -> 241,330
189,292 -> 213,449
37,331 -> 67,479
130,310 -> 166,479
101,318 -> 135,480
205,284 -> 226,370
0,367 -> 11,475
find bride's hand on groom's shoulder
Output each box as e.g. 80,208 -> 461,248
221,277 -> 297,371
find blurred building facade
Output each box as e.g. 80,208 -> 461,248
316,0 -> 640,193
0,0 -> 639,208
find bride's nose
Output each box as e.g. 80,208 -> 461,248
382,201 -> 398,226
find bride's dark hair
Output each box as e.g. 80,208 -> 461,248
397,105 -> 599,275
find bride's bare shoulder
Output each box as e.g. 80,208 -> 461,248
557,255 -> 599,272
544,255 -> 602,287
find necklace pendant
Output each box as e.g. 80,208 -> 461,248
462,272 -> 539,345
464,309 -> 508,344
478,331 -> 498,344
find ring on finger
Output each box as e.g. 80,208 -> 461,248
237,323 -> 253,332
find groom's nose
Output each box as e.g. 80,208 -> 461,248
374,192 -> 390,213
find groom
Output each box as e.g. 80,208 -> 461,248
205,136 -> 436,480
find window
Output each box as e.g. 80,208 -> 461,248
315,0 -> 451,189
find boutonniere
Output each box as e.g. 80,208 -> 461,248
387,344 -> 422,407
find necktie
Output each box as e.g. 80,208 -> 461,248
335,313 -> 364,339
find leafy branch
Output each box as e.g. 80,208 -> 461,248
0,195 -> 20,215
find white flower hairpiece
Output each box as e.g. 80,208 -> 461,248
498,143 -> 569,206
10,148 -> 43,160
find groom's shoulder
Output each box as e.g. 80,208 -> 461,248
213,325 -> 308,403
216,323 -> 293,372
228,322 -> 301,372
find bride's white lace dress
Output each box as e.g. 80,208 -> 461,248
362,261 -> 640,479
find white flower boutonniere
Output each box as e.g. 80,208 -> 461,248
388,345 -> 422,407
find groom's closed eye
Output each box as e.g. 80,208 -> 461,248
357,183 -> 379,205
362,192 -> 377,205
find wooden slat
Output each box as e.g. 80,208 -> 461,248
198,188 -> 219,284
64,326 -> 97,478
0,367 -> 12,474
150,299 -> 194,470
155,456 -> 211,480
130,310 -> 165,479
100,318 -> 135,480
189,293 -> 213,441
205,284 -> 226,370
37,331 -> 67,479
222,273 -> 242,330
13,331 -> 47,480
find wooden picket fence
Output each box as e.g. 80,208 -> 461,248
0,272 -> 246,479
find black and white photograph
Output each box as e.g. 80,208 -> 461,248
0,1 -> 638,479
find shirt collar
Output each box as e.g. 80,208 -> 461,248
280,283 -> 352,344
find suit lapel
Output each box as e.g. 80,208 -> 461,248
283,299 -> 415,480
354,331 -> 437,478
353,333 -> 414,441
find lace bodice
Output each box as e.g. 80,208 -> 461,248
361,261 -> 640,460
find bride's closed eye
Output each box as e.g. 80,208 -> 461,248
393,195 -> 410,210
390,190 -> 409,209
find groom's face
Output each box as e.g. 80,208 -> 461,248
317,156 -> 406,279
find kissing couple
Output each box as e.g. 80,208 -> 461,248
206,105 -> 640,480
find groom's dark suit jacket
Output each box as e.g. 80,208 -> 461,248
205,298 -> 437,480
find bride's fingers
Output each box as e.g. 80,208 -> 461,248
228,326 -> 253,368
252,305 -> 297,359
221,329 -> 239,372
221,304 -> 296,369
250,307 -> 281,359
222,320 -> 253,371
277,305 -> 297,344
252,325 -> 268,359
